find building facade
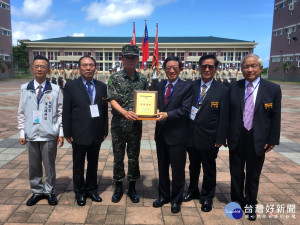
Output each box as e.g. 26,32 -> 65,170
25,36 -> 257,75
269,0 -> 300,81
0,0 -> 13,79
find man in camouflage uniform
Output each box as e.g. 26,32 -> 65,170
107,45 -> 147,204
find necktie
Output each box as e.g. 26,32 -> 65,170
198,84 -> 207,108
37,84 -> 42,101
86,81 -> 93,103
165,84 -> 173,104
243,83 -> 254,130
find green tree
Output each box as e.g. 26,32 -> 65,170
273,61 -> 296,81
13,40 -> 30,75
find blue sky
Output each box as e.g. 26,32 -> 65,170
11,0 -> 275,67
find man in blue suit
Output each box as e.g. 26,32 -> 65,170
228,54 -> 281,220
153,56 -> 193,213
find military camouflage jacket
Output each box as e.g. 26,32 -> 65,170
108,69 -> 147,116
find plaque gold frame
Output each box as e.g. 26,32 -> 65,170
134,91 -> 158,120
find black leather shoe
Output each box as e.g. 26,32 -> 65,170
47,194 -> 58,205
76,195 -> 86,206
171,203 -> 181,213
153,197 -> 170,208
201,200 -> 213,212
245,205 -> 256,221
182,192 -> 200,202
248,211 -> 257,221
87,193 -> 102,202
112,182 -> 123,203
26,194 -> 44,206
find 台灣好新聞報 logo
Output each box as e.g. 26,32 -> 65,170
225,202 -> 243,219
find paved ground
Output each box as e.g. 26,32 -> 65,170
0,78 -> 300,225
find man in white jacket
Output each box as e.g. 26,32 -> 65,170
18,55 -> 64,206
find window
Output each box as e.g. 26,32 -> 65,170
275,1 -> 286,9
105,52 -> 112,61
1,28 -> 11,36
274,29 -> 283,36
83,52 -> 91,56
96,63 -> 103,71
222,52 -> 234,61
114,52 -> 122,61
47,52 -> 60,60
33,51 -> 46,58
105,63 -> 113,71
235,52 -> 249,61
0,54 -> 11,61
271,57 -> 281,62
159,52 -> 165,61
167,52 -> 175,57
285,26 -> 297,34
0,1 -> 10,10
176,52 -> 185,61
95,52 -> 103,61
295,55 -> 300,61
286,56 -> 292,61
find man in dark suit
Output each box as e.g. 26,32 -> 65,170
228,54 -> 281,220
62,56 -> 108,206
153,56 -> 193,213
182,55 -> 229,212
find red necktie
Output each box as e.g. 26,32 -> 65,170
165,84 -> 173,104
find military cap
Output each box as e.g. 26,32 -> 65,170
122,45 -> 139,56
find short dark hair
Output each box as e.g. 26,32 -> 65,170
78,55 -> 96,67
198,54 -> 219,68
33,55 -> 50,68
163,56 -> 183,69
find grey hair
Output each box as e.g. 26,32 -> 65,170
240,53 -> 263,68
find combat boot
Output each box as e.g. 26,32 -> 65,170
112,181 -> 123,203
128,181 -> 140,203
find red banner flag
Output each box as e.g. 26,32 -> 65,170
130,22 -> 136,45
141,21 -> 149,69
151,23 -> 159,72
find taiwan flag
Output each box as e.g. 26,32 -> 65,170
141,21 -> 149,69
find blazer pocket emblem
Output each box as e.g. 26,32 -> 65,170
102,97 -> 107,102
211,102 -> 219,109
264,103 -> 273,110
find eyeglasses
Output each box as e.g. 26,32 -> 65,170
166,66 -> 179,71
33,65 -> 47,69
201,64 -> 215,70
242,64 -> 259,70
81,63 -> 95,68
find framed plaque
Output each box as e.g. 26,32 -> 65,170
134,90 -> 158,120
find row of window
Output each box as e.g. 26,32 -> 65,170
273,24 -> 300,36
275,0 -> 298,10
33,51 -> 250,67
1,28 -> 11,36
0,1 -> 9,10
271,55 -> 300,62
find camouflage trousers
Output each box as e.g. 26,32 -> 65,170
111,116 -> 142,182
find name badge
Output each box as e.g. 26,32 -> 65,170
190,106 -> 198,120
90,104 -> 100,118
33,110 -> 42,124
